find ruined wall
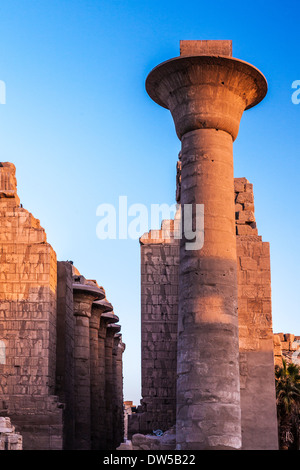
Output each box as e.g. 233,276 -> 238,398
0,162 -> 63,450
0,417 -> 22,450
235,178 -> 278,450
136,218 -> 179,435
132,172 -> 278,449
0,163 -> 126,450
273,333 -> 300,367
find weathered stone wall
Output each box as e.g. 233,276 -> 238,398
0,162 -> 63,450
235,178 -> 278,450
273,333 -> 300,367
136,218 -> 179,435
131,172 -> 278,449
0,163 -> 126,450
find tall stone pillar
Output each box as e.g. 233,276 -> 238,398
112,333 -> 126,449
116,334 -> 126,446
98,311 -> 119,449
72,279 -> 105,450
105,322 -> 121,449
56,261 -> 76,449
146,40 -> 267,450
90,298 -> 113,450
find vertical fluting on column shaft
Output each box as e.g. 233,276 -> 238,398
72,283 -> 104,450
146,40 -> 267,450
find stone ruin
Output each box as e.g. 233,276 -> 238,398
0,417 -> 22,450
128,173 -> 278,450
128,40 -> 279,450
0,39 -> 294,452
273,333 -> 300,367
0,162 -> 125,450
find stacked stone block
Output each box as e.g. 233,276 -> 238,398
235,178 -> 278,450
273,333 -> 300,367
0,162 -> 63,450
0,163 -> 126,450
0,417 -> 22,450
136,219 -> 179,435
131,173 -> 278,449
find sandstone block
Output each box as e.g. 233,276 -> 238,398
240,257 -> 258,271
234,182 -> 245,193
180,39 -> 232,57
273,345 -> 282,355
235,203 -> 243,212
236,192 -> 254,204
243,202 -> 255,211
273,334 -> 281,346
284,333 -> 294,343
236,211 -> 255,224
236,225 -> 257,236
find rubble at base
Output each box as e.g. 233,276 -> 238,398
117,427 -> 176,451
0,417 -> 22,450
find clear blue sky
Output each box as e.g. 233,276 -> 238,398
0,0 -> 299,405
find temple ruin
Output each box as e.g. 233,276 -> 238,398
0,39 -> 292,451
0,162 -> 125,450
274,333 -> 300,367
128,40 -> 279,450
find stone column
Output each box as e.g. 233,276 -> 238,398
105,323 -> 121,450
113,333 -> 126,449
90,298 -> 113,450
146,40 -> 267,450
72,280 -> 105,450
98,311 -> 119,449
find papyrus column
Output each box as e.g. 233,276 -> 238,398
98,311 -> 119,449
105,323 -> 121,449
72,281 -> 104,450
113,333 -> 126,449
146,40 -> 267,450
90,299 -> 114,450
